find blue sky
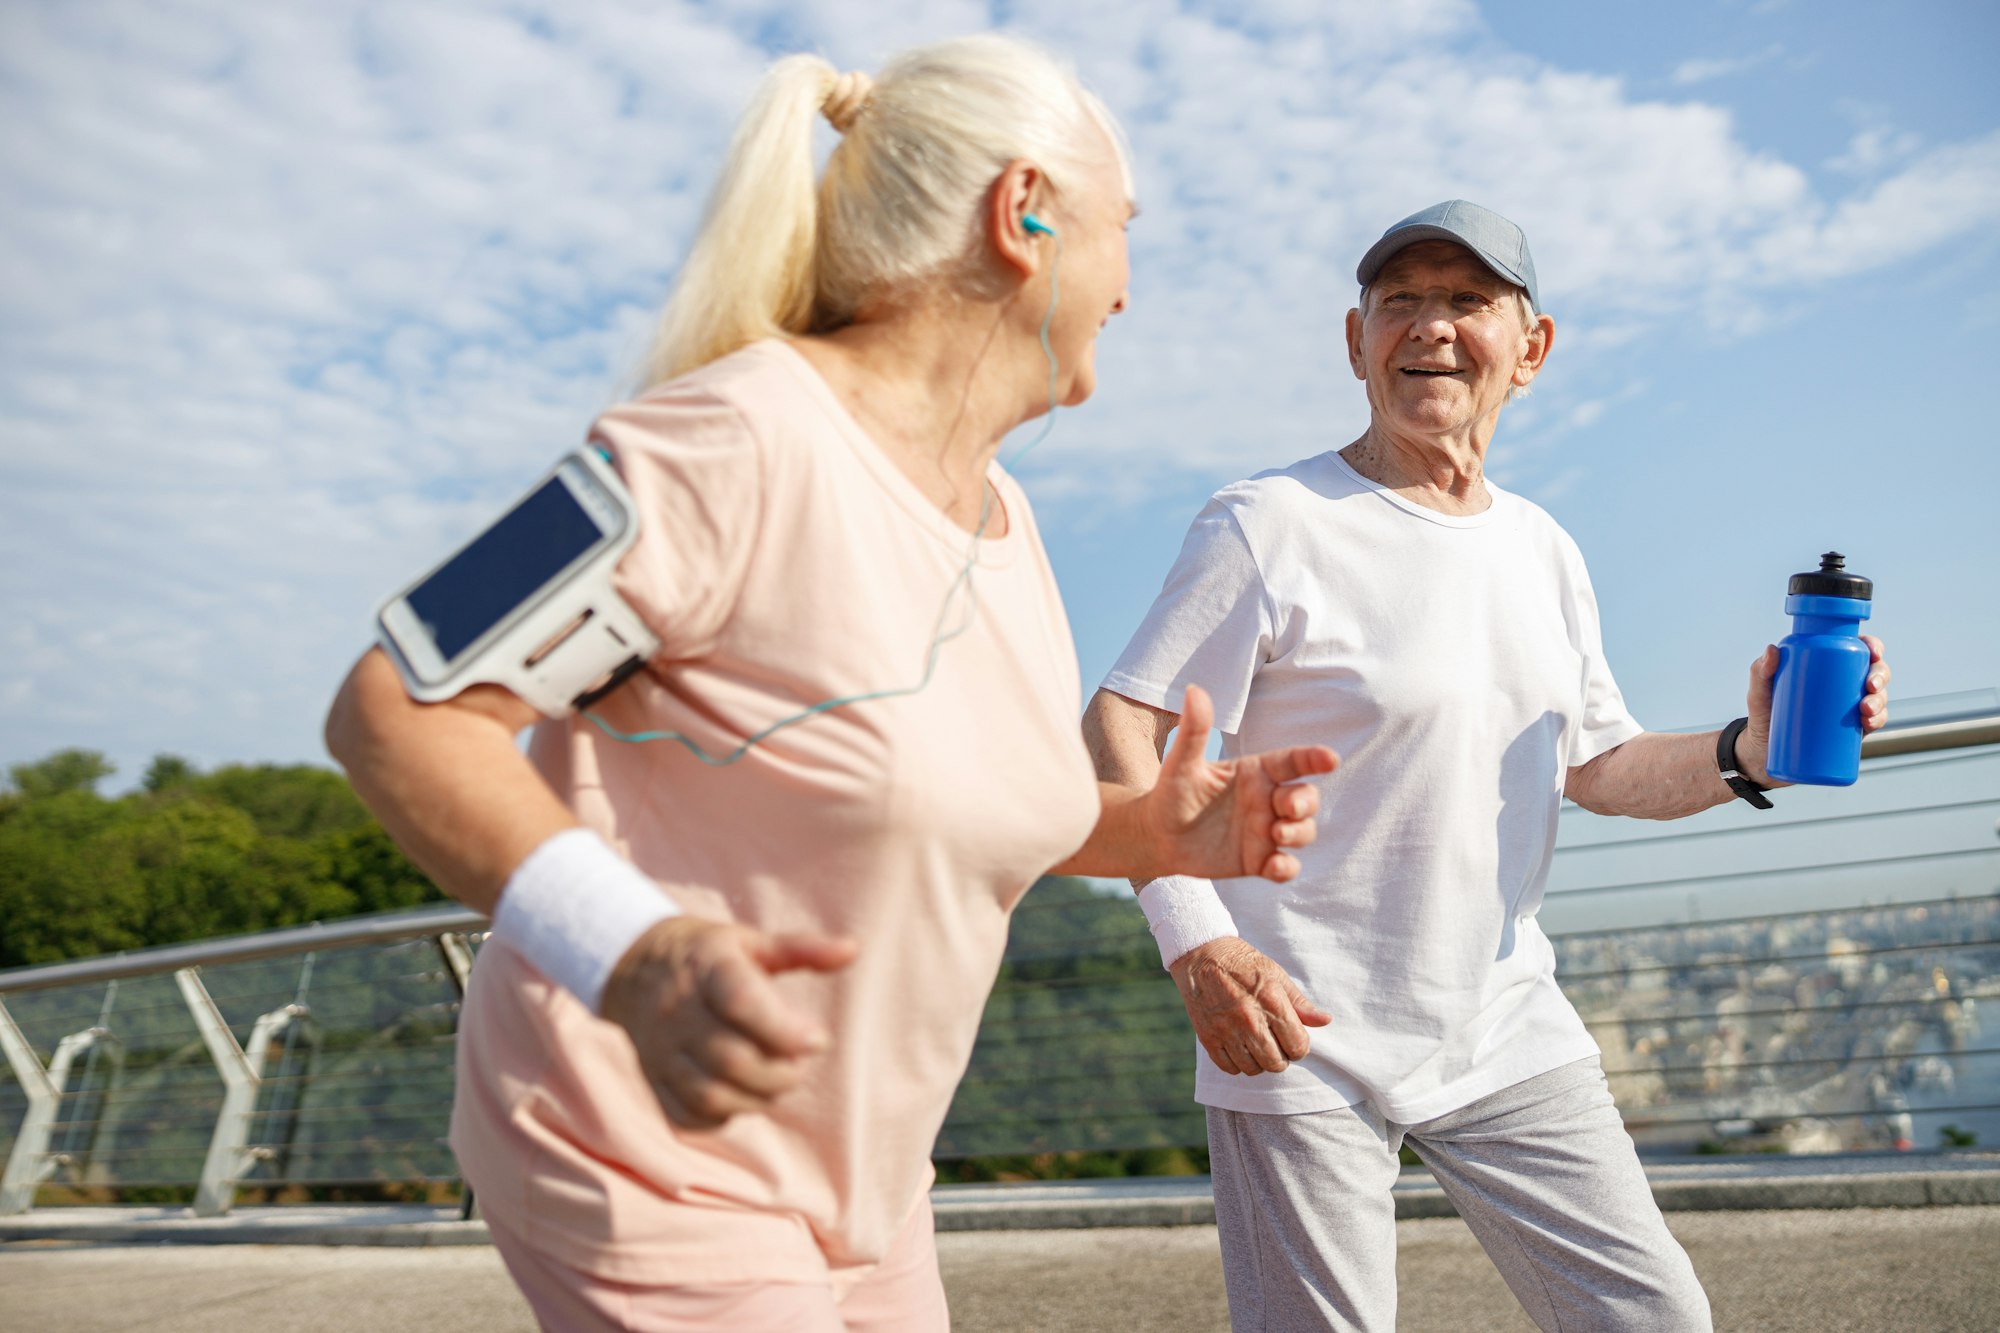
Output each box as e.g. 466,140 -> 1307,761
2,0 -> 1997,790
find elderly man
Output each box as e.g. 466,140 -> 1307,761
1084,201 -> 1891,1332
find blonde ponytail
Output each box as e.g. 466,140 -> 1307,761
643,55 -> 839,385
641,35 -> 1132,389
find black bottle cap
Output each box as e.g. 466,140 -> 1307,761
1788,551 -> 1872,600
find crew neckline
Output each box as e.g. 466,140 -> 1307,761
1326,449 -> 1503,529
766,339 -> 1022,565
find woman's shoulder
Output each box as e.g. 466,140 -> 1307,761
604,339 -> 834,466
631,339 -> 797,417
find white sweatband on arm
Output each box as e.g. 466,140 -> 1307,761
1137,875 -> 1239,969
491,827 -> 681,1014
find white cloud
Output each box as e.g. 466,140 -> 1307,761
0,0 -> 767,779
1827,125 -> 1925,177
1670,45 -> 1784,86
1,0 -> 1997,778
1753,131 -> 2000,284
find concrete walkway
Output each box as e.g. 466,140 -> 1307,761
3,1151 -> 1995,1247
4,1207 -> 1998,1331
930,1149 -> 2000,1228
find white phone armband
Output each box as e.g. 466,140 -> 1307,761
375,448 -> 662,717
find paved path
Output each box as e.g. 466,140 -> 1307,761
8,1152 -> 1995,1249
4,1206 -> 1998,1331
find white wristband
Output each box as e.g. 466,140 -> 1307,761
1136,876 -> 1239,969
491,828 -> 681,1013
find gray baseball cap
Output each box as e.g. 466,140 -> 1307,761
1355,199 -> 1540,312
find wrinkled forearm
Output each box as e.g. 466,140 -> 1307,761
1564,730 -> 1737,820
1075,688 -> 1177,887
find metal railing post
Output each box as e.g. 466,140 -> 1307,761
0,1003 -> 114,1216
436,933 -> 475,997
176,968 -> 308,1217
435,931 -> 481,1221
0,998 -> 59,1215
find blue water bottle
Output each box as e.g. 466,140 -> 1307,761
1766,552 -> 1873,786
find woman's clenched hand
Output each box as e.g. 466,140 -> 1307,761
601,918 -> 859,1129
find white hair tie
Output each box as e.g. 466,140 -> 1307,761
821,70 -> 874,134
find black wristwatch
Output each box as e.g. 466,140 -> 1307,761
1716,717 -> 1774,809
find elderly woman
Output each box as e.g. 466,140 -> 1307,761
1084,200 -> 1891,1333
326,35 -> 1332,1333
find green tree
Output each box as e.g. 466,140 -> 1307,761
189,764 -> 374,841
142,754 -> 198,793
313,823 -> 442,917
0,749 -> 443,967
7,749 -> 114,801
0,787 -> 149,965
97,795 -> 269,945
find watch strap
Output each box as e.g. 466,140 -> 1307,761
1716,717 -> 1774,809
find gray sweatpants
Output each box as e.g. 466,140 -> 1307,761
1207,1057 -> 1711,1332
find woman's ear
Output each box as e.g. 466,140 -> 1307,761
987,158 -> 1048,280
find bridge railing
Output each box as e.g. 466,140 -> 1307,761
0,908 -> 482,1215
2,694 -> 1995,1214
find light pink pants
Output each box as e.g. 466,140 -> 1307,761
485,1194 -> 951,1333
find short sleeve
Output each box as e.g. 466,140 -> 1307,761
595,386 -> 764,664
1100,497 -> 1271,735
1560,534 -> 1643,766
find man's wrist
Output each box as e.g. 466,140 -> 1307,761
1137,876 -> 1239,969
1716,718 -> 1775,809
492,828 -> 681,1012
1736,727 -> 1784,789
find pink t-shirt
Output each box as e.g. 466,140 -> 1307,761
449,339 -> 1100,1285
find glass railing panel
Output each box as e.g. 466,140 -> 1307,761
940,880 -> 1201,1162
0,931 -> 477,1205
194,937 -> 466,1195
1541,736 -> 2000,1155
1560,893 -> 1999,1154
1543,745 -> 2000,931
3,970 -> 217,1200
1891,687 -> 2000,726
0,1079 -> 19,1169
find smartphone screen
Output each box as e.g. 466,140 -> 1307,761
407,476 -> 606,664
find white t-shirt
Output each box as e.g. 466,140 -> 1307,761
1103,450 -> 1642,1123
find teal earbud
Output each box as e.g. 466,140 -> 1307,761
1022,214 -> 1055,237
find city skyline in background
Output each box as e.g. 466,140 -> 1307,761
3,0 -> 1998,789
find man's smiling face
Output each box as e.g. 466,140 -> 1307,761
1346,239 -> 1547,442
